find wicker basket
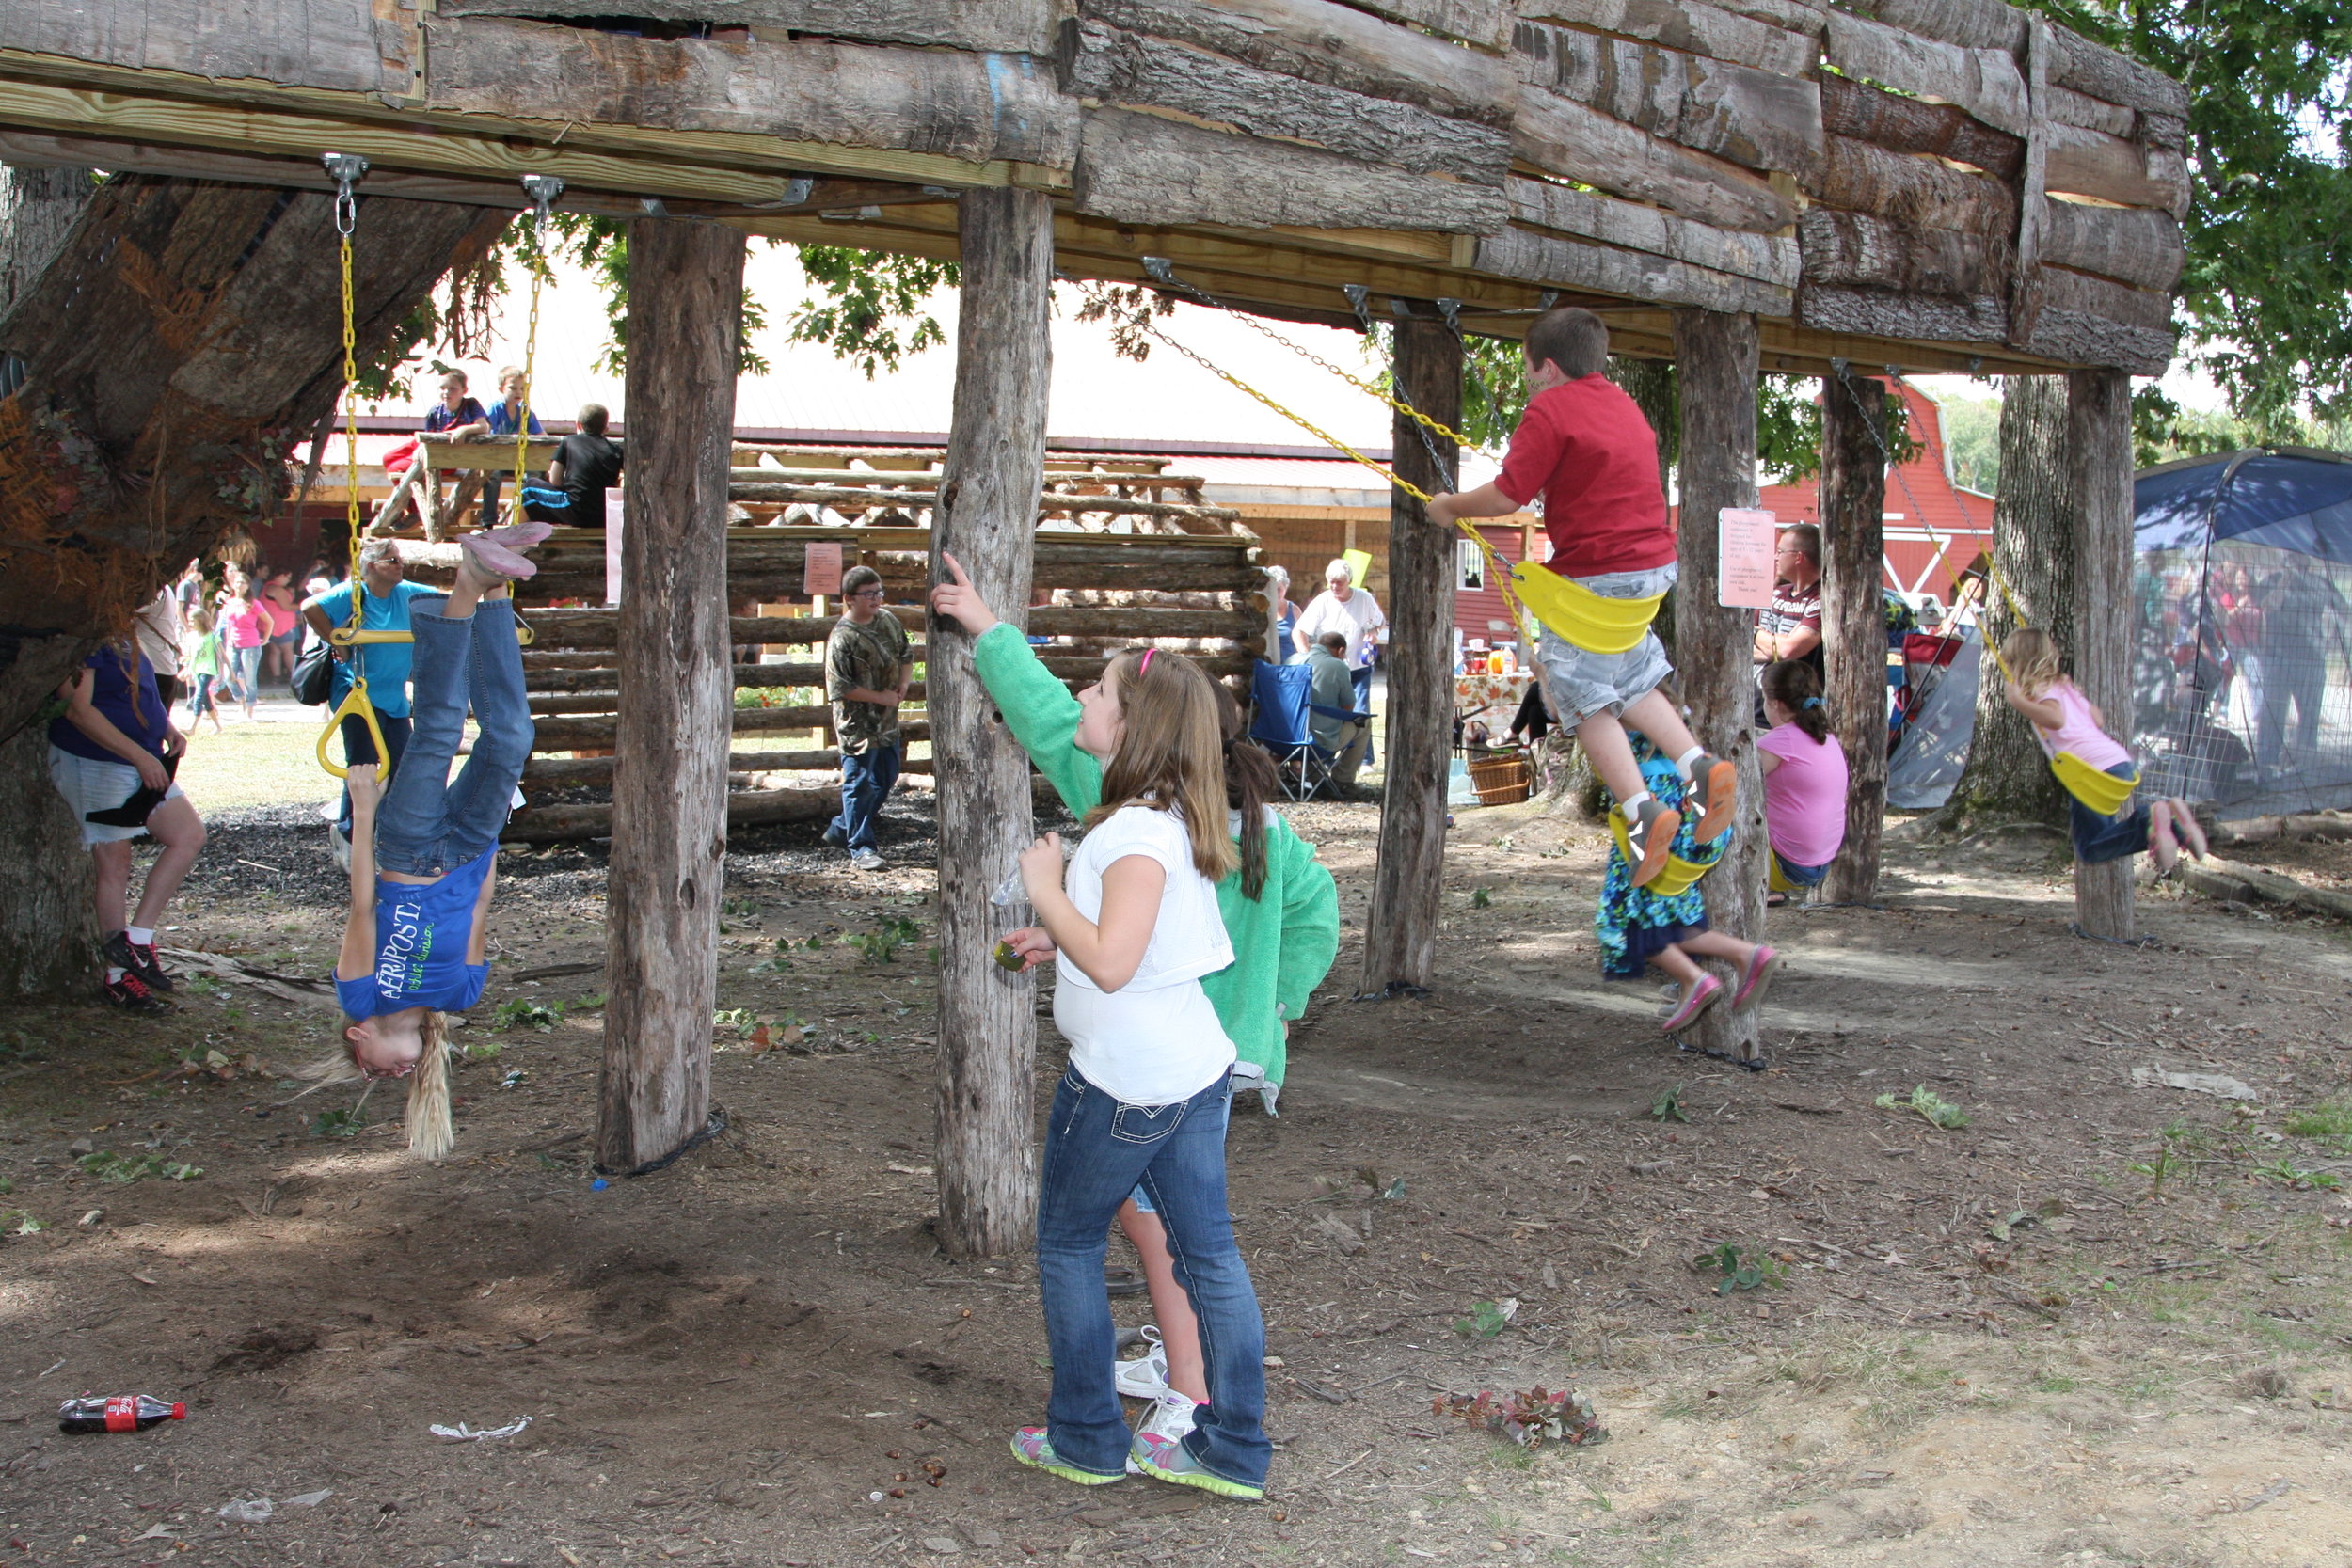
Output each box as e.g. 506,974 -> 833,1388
1466,750 -> 1532,806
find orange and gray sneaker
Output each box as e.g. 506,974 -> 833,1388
1625,798 -> 1682,888
1684,752 -> 1738,844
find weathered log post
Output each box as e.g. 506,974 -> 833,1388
597,219 -> 745,1172
2068,367 -> 2136,941
1820,370 -> 1889,905
1671,310 -> 1768,1062
930,188 -> 1052,1259
1359,309 -> 1460,996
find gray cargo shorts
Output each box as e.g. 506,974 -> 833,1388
1531,562 -> 1678,721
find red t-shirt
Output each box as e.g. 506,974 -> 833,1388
1493,375 -> 1674,578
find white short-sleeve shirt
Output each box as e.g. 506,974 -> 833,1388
1053,804 -> 1236,1105
1295,589 -> 1388,668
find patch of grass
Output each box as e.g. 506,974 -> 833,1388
848,915 -> 923,964
2030,1372 -> 2080,1394
75,1150 -> 200,1183
2283,1097 -> 2352,1149
1874,1085 -> 1968,1130
310,1107 -> 364,1139
461,1040 -> 503,1062
2253,1158 -> 2340,1191
492,999 -> 562,1032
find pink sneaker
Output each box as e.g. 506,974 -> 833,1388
1733,945 -> 1781,1011
1660,972 -> 1724,1035
484,520 -> 554,550
457,530 -> 540,580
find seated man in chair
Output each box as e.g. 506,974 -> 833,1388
1305,632 -> 1370,791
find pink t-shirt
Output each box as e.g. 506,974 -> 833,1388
1757,721 -> 1850,867
2034,680 -> 2133,772
221,600 -> 268,649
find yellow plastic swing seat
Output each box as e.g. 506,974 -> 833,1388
317,677 -> 390,783
2051,752 -> 2139,817
1507,561 -> 1664,656
1607,805 -> 1712,897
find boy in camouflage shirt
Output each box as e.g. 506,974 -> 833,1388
823,564 -> 912,870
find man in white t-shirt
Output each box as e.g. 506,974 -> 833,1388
1291,560 -> 1387,765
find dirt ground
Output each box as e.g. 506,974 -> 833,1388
5,784 -> 2352,1568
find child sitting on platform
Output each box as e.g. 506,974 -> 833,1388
1999,627 -> 2208,874
309,524 -> 548,1158
1756,659 -> 1848,901
1426,307 -> 1733,886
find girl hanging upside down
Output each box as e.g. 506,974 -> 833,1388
311,525 -> 547,1157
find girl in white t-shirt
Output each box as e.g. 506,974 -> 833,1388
1003,647 -> 1273,1503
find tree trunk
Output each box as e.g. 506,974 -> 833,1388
1820,371 -> 1888,905
2068,367 -> 2136,941
1359,312 -> 1460,995
1671,309 -> 1767,1064
596,219 -> 744,1174
0,162 -> 100,998
1942,375 -> 2072,827
930,188 -> 1051,1261
0,175 -> 509,740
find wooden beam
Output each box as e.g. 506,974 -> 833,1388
1511,20 -> 1822,177
1073,107 -> 1509,231
0,50 -> 1059,198
596,218 -> 745,1175
1518,0 -> 1820,76
437,0 -> 1061,54
1823,9 -> 2028,136
1671,307 -> 1767,1065
1476,225 -> 1790,318
422,16 -> 1080,169
1078,0 -> 1518,126
1820,372 -> 1887,905
2068,366 -> 2137,942
1506,176 -> 1799,288
1856,0 -> 2026,54
930,187 -> 1051,1261
1804,135 -> 2018,235
1514,82 -> 1798,232
1058,23 -> 1509,183
1797,209 -> 1994,297
1816,72 -> 2022,181
2038,198 -> 2183,292
509,786 -> 834,843
2047,24 -> 2189,119
1359,310 -> 1458,996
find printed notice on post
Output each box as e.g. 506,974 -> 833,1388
1718,508 -> 1777,609
803,540 -> 844,599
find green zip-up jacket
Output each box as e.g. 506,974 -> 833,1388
973,624 -> 1340,1090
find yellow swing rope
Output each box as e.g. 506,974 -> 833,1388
317,154 -> 391,781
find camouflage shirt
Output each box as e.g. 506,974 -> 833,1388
826,610 -> 911,755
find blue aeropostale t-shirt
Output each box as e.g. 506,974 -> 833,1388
308,579 -> 436,718
335,846 -> 495,1018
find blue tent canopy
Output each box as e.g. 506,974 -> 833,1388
2135,448 -> 2352,561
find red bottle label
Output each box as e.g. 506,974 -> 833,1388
104,1396 -> 138,1433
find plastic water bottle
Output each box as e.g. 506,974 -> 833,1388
58,1395 -> 185,1434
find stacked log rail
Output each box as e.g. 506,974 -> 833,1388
381,530 -> 1269,841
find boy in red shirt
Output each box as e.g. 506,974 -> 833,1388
1427,308 -> 1733,885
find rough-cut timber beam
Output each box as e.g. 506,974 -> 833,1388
424,17 -> 1080,169
0,0 -> 389,97
1476,225 -> 1790,318
1506,177 -> 1798,288
1359,310 -> 1458,996
1853,0 -> 2025,54
1078,0 -> 1518,126
2038,198 -> 2183,293
930,187 -> 1053,1260
1512,20 -> 1823,177
597,218 -> 745,1175
1820,371 -> 1888,905
0,175 -> 505,738
1804,135 -> 2018,235
1514,83 -> 1797,232
1797,209 -> 1995,298
1059,22 -> 1511,183
437,0 -> 1061,54
1823,9 -> 2028,136
1816,73 -> 2023,181
1672,306 -> 1769,1065
1073,108 -> 1508,231
1518,0 -> 1820,76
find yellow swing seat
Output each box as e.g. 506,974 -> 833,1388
1767,854 -> 1799,895
1607,805 -> 1713,897
317,676 -> 390,782
1507,561 -> 1664,656
2050,752 -> 2139,817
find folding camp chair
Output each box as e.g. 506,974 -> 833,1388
1249,660 -> 1367,800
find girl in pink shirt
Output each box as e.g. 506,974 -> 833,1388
1756,661 -> 1849,900
1998,628 -> 2208,871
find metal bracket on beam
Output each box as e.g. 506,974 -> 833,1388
320,151 -> 368,236
520,174 -> 564,229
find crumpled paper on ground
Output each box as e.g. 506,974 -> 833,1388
430,1416 -> 532,1441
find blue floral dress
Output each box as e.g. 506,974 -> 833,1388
1597,748 -> 1728,979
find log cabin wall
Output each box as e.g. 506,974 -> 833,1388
0,0 -> 2185,379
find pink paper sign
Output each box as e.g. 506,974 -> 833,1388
1717,508 -> 1778,610
803,540 -> 844,599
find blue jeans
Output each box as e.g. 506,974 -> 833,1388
373,598 -> 533,878
832,742 -> 900,850
337,710 -> 412,839
1351,664 -> 1375,768
1037,1069 -> 1268,1487
228,643 -> 263,705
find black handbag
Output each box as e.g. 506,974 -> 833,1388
291,636 -> 334,706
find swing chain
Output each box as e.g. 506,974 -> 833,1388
508,176 -> 564,528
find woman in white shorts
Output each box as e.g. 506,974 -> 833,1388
49,639 -> 207,1012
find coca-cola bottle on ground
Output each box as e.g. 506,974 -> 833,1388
58,1395 -> 186,1433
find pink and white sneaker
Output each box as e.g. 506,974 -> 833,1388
1124,1391 -> 1199,1475
1660,972 -> 1724,1035
457,529 -> 543,580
